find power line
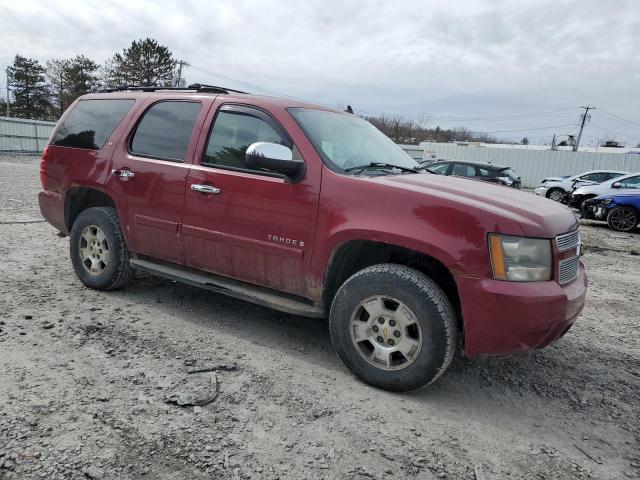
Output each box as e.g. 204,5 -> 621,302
425,108 -> 580,122
187,64 -> 318,104
597,107 -> 640,130
457,123 -> 577,134
588,124 -> 638,141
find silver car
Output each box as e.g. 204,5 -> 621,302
533,170 -> 628,203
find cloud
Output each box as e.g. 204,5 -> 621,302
0,0 -> 639,143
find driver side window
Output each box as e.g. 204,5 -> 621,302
203,107 -> 296,171
619,176 -> 640,188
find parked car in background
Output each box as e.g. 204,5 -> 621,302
570,172 -> 640,209
581,193 -> 640,232
421,159 -> 522,188
534,170 -> 628,203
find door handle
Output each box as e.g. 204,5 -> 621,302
191,184 -> 221,194
112,169 -> 135,178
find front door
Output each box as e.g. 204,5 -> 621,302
181,103 -> 320,298
108,98 -> 211,263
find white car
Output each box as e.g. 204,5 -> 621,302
533,170 -> 628,203
570,172 -> 640,208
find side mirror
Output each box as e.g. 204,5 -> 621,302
612,182 -> 621,188
245,142 -> 305,181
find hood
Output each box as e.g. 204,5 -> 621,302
573,183 -> 609,195
370,173 -> 578,237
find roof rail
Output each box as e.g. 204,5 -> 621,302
187,83 -> 247,94
96,83 -> 247,95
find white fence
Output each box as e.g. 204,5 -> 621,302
400,143 -> 640,188
0,116 -> 56,153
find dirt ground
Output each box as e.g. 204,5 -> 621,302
1,154 -> 638,480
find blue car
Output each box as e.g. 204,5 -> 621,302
581,193 -> 640,232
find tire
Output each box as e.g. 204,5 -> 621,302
547,188 -> 566,203
606,206 -> 639,232
69,207 -> 133,290
329,264 -> 457,392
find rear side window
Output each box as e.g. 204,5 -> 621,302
130,101 -> 202,161
603,172 -> 624,181
52,99 -> 135,150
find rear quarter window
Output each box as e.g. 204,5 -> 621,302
52,99 -> 135,150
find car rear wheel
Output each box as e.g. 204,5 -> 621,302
606,206 -> 639,232
329,264 -> 457,392
70,207 -> 133,290
547,188 -> 565,203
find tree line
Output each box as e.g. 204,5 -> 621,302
362,113 -> 500,145
2,38 -> 181,121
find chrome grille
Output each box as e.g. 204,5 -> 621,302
559,255 -> 580,284
556,229 -> 581,252
556,229 -> 581,284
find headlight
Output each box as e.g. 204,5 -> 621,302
497,176 -> 513,185
489,234 -> 552,281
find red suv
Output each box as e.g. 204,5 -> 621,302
38,84 -> 587,391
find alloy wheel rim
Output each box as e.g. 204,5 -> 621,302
549,190 -> 564,202
349,295 -> 422,371
610,208 -> 636,231
79,225 -> 110,275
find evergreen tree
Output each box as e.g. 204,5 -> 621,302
7,55 -> 51,120
104,38 -> 177,87
47,55 -> 100,117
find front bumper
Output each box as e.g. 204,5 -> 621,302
38,190 -> 67,234
533,186 -> 549,197
456,264 -> 588,357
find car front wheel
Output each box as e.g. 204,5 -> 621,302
329,264 -> 457,392
547,188 -> 566,203
607,206 -> 639,232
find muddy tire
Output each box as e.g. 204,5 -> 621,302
69,207 -> 133,290
606,206 -> 639,232
547,188 -> 566,203
329,264 -> 457,392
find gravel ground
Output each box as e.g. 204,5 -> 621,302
0,154 -> 639,480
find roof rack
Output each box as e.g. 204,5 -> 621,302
96,83 -> 247,94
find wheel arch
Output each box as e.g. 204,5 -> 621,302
64,186 -> 117,231
322,239 -> 463,332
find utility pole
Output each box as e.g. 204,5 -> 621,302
174,60 -> 189,87
5,66 -> 9,117
574,105 -> 595,152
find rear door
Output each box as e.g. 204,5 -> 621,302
108,97 -> 212,263
181,102 -> 321,297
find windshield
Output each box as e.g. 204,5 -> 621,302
288,108 -> 420,173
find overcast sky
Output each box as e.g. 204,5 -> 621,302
1,0 -> 639,145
